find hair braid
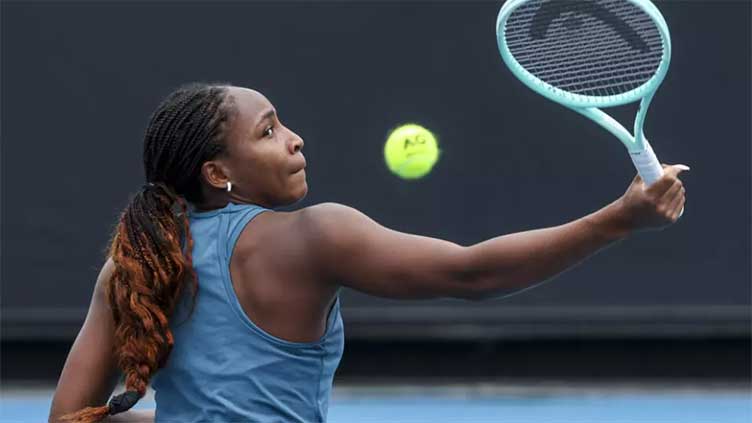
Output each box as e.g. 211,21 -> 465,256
60,83 -> 235,423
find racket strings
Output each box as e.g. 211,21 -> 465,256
506,0 -> 652,45
507,21 -> 660,62
543,57 -> 660,84
505,4 -> 654,46
509,18 -> 660,63
558,70 -> 656,93
504,0 -> 664,97
517,32 -> 660,76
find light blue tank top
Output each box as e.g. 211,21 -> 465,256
152,202 -> 344,423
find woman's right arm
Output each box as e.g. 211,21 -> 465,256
47,259 -> 155,423
301,166 -> 687,300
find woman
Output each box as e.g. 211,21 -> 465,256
49,83 -> 687,423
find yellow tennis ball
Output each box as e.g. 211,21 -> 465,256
384,124 -> 440,180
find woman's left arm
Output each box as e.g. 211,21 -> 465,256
48,259 -> 154,423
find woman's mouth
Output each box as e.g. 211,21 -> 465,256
291,159 -> 307,175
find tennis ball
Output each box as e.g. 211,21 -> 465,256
384,124 -> 440,179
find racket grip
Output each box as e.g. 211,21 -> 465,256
629,141 -> 663,186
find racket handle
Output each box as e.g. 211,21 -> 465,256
630,142 -> 685,218
629,141 -> 663,186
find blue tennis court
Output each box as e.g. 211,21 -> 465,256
3,385 -> 750,422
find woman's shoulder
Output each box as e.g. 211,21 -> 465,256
257,203 -> 364,231
296,202 -> 368,228
231,204 -> 341,300
233,202 -> 364,259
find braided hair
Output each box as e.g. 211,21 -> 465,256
60,83 -> 237,422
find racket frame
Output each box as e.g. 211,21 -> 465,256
496,0 -> 672,185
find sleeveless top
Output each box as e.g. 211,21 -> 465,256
151,202 -> 345,423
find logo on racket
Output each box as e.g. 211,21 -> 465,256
530,0 -> 648,52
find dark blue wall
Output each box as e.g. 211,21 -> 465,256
2,1 -> 749,340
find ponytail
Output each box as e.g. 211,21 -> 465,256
61,82 -> 233,422
60,183 -> 196,422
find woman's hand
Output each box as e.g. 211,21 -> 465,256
615,164 -> 689,232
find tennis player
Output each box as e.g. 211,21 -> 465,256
49,84 -> 687,423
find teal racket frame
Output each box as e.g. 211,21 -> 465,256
496,0 -> 672,185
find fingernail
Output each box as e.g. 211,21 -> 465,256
675,164 -> 690,171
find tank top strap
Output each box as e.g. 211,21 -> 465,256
222,204 -> 270,260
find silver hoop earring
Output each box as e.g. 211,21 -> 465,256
226,182 -> 232,192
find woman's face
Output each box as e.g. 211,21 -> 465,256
215,87 -> 307,208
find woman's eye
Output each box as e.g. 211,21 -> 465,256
263,126 -> 274,137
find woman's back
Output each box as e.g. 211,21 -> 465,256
152,203 -> 344,423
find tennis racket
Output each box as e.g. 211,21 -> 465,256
496,0 -> 672,187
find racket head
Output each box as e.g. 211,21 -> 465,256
496,0 -> 671,108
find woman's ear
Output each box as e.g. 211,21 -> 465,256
200,160 -> 230,191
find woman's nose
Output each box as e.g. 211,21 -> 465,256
288,132 -> 304,154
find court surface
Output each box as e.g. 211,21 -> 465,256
2,383 -> 750,422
